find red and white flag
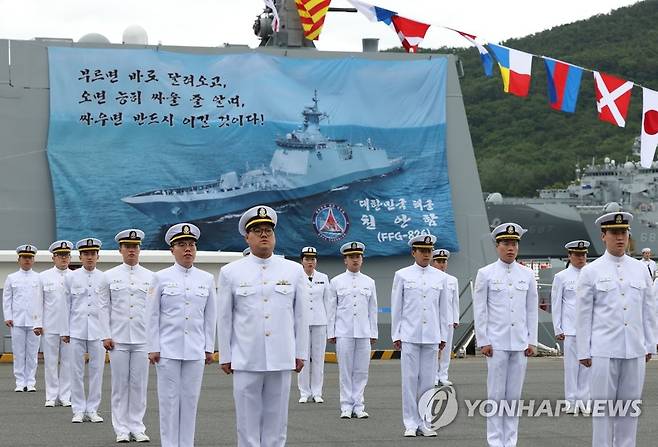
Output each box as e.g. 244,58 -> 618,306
391,15 -> 431,53
593,71 -> 633,127
264,0 -> 280,32
640,87 -> 658,168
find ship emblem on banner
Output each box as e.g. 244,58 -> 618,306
313,203 -> 350,242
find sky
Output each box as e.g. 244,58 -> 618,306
0,0 -> 644,51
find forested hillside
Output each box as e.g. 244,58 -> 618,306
406,0 -> 658,196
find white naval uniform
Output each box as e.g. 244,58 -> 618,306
473,259 -> 538,447
102,263 -> 153,438
576,251 -> 656,447
3,269 -> 41,389
218,254 -> 308,447
35,267 -> 72,402
551,265 -> 590,407
148,263 -> 217,447
641,258 -> 656,279
437,273 -> 460,384
62,267 -> 108,416
297,270 -> 330,400
327,270 -> 378,414
391,263 -> 448,431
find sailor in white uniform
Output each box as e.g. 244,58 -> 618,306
297,246 -> 330,404
640,247 -> 656,280
576,212 -> 656,447
218,205 -> 307,447
551,240 -> 591,414
3,244 -> 41,392
33,240 -> 73,406
432,248 -> 460,387
148,223 -> 217,447
61,238 -> 108,423
391,235 -> 448,437
327,241 -> 378,419
473,223 -> 538,447
102,229 -> 153,443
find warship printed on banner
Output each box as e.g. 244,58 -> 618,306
122,91 -> 404,223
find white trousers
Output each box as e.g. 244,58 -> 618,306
486,350 -> 527,447
233,370 -> 291,447
110,343 -> 149,436
156,358 -> 204,447
590,356 -> 645,447
336,337 -> 371,413
10,326 -> 40,388
437,324 -> 454,383
70,338 -> 105,414
563,336 -> 590,405
42,332 -> 71,402
401,342 -> 438,430
297,325 -> 327,398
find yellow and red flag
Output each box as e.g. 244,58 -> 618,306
295,0 -> 332,41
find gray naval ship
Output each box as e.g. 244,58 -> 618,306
485,138 -> 658,257
121,91 -> 404,223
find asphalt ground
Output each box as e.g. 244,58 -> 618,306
1,357 -> 658,446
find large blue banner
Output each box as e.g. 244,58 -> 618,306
46,48 -> 456,256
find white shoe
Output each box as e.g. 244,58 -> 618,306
354,410 -> 369,419
298,396 -> 309,403
441,379 -> 453,386
404,429 -> 417,437
44,400 -> 56,407
131,433 -> 151,442
14,386 -> 23,392
86,412 -> 104,423
61,400 -> 72,407
116,434 -> 130,443
72,413 -> 84,423
26,385 -> 36,392
418,426 -> 438,437
340,410 -> 352,419
313,395 -> 324,403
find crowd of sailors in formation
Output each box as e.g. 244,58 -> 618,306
2,205 -> 656,447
